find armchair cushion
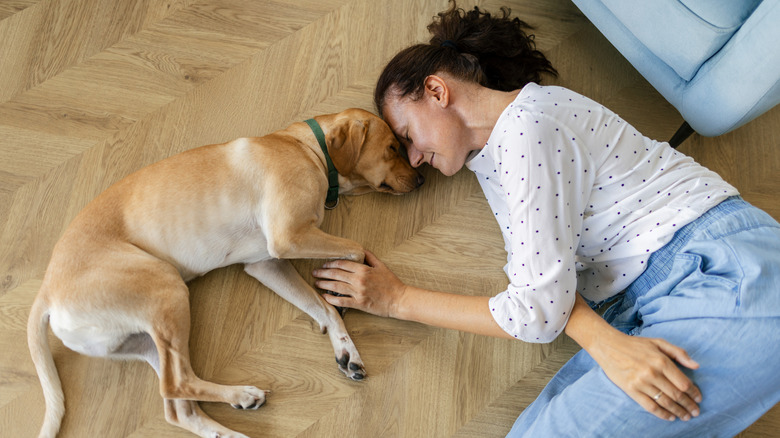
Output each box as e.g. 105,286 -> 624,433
601,0 -> 761,81
573,0 -> 780,137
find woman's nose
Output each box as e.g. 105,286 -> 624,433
407,146 -> 424,168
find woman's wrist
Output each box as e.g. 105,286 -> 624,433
391,284 -> 429,322
564,294 -> 618,357
389,284 -> 411,320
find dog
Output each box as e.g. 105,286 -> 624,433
26,108 -> 423,438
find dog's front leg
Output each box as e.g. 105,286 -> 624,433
244,259 -> 366,380
267,226 -> 365,264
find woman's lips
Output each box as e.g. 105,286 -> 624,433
430,153 -> 435,167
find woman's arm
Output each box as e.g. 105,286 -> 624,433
314,251 -> 704,421
393,287 -> 514,339
313,250 -> 514,339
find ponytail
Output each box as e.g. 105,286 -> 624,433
374,1 -> 557,114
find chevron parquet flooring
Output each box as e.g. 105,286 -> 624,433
1,0 -> 778,436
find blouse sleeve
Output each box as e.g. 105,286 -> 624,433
488,112 -> 594,342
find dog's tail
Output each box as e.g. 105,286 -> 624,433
27,294 -> 65,438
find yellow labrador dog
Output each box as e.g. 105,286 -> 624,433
27,108 -> 423,438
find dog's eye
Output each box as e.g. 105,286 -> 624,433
391,143 -> 408,159
380,182 -> 393,191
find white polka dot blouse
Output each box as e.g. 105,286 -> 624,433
465,83 -> 738,342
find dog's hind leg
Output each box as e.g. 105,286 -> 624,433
244,258 -> 366,380
163,399 -> 250,438
148,281 -> 268,409
112,334 -> 249,438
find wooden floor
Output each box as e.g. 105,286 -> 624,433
1,0 -> 778,436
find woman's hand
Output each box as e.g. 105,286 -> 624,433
592,330 -> 702,422
565,295 -> 701,421
312,250 -> 407,318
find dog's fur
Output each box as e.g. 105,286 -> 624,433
27,108 -> 423,438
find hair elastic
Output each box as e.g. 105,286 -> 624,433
440,40 -> 458,50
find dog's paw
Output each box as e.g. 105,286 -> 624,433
230,386 -> 268,410
336,352 -> 366,381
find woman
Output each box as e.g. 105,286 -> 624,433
312,3 -> 780,436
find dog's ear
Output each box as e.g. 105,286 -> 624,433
329,119 -> 366,175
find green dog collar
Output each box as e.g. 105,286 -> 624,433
305,118 -> 339,209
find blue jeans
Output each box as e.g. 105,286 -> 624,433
509,197 -> 780,437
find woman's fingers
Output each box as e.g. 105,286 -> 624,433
647,387 -> 697,421
660,373 -> 701,419
654,339 -> 703,403
641,339 -> 701,421
658,338 -> 700,371
636,391 -> 677,422
312,251 -> 405,317
314,266 -> 355,285
321,292 -> 353,308
314,259 -> 369,288
364,249 -> 383,267
320,258 -> 363,273
632,375 -> 697,421
312,261 -> 364,306
315,278 -> 351,296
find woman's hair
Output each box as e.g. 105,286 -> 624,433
374,1 -> 557,115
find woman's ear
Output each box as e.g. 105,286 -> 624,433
424,75 -> 449,108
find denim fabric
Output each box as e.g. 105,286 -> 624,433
508,197 -> 780,437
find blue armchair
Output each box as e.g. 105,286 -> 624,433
571,0 -> 780,147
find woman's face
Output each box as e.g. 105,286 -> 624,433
381,90 -> 469,177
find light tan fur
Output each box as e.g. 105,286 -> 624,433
27,108 -> 423,438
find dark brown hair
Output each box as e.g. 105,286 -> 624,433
374,1 -> 557,115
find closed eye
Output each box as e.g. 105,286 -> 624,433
394,142 -> 409,159
380,182 -> 393,191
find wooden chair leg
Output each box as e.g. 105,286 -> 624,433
669,121 -> 694,148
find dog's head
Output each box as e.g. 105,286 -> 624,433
324,108 -> 424,196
